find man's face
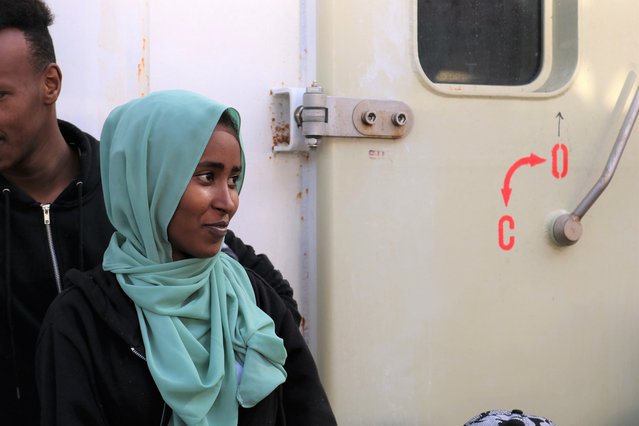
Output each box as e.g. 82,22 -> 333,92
0,28 -> 50,175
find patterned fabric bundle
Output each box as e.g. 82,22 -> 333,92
463,409 -> 556,426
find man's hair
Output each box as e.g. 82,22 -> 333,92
0,0 -> 56,71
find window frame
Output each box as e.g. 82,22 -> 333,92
413,0 -> 579,97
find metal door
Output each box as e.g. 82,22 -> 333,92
313,1 -> 639,424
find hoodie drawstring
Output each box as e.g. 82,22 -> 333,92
3,188 -> 20,399
76,181 -> 84,270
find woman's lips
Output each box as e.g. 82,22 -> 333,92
205,222 -> 228,239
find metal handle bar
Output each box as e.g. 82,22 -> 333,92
551,85 -> 639,246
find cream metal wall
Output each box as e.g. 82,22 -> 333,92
45,0 -> 639,424
316,1 -> 639,425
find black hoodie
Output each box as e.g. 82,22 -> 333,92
36,265 -> 335,426
0,120 -> 114,424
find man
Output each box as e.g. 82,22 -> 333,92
0,1 -> 300,424
0,2 -> 113,423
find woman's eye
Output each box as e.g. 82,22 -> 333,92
227,175 -> 240,188
196,173 -> 215,184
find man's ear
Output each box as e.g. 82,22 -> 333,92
42,63 -> 62,105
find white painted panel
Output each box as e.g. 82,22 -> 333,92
146,1 -> 308,315
47,0 -> 314,322
49,0 -> 147,135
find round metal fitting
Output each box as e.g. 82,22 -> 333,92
551,213 -> 583,246
306,137 -> 320,149
392,112 -> 407,127
361,111 -> 377,125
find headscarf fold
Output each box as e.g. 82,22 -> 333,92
100,90 -> 287,426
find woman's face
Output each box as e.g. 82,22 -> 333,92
168,124 -> 241,261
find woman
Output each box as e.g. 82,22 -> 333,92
36,90 -> 336,426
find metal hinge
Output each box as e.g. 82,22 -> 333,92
270,82 -> 413,152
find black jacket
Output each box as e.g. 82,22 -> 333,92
0,121 -> 302,425
0,120 -> 114,424
36,266 -> 335,426
224,230 -> 301,326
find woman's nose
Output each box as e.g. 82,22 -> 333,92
212,183 -> 236,213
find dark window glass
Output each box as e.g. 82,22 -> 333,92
417,0 -> 542,86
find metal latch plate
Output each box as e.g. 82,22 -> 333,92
271,85 -> 413,152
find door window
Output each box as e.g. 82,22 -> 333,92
418,0 -> 542,86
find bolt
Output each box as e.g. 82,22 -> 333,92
361,111 -> 377,125
392,112 -> 407,127
307,81 -> 323,93
306,137 -> 320,149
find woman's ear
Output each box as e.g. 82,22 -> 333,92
41,63 -> 62,105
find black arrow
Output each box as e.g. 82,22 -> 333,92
556,112 -> 564,137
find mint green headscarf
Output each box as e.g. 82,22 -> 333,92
100,90 -> 287,426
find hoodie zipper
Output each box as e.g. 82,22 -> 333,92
41,204 -> 62,293
130,347 -> 169,425
130,346 -> 146,361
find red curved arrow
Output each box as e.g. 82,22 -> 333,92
501,153 -> 546,207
